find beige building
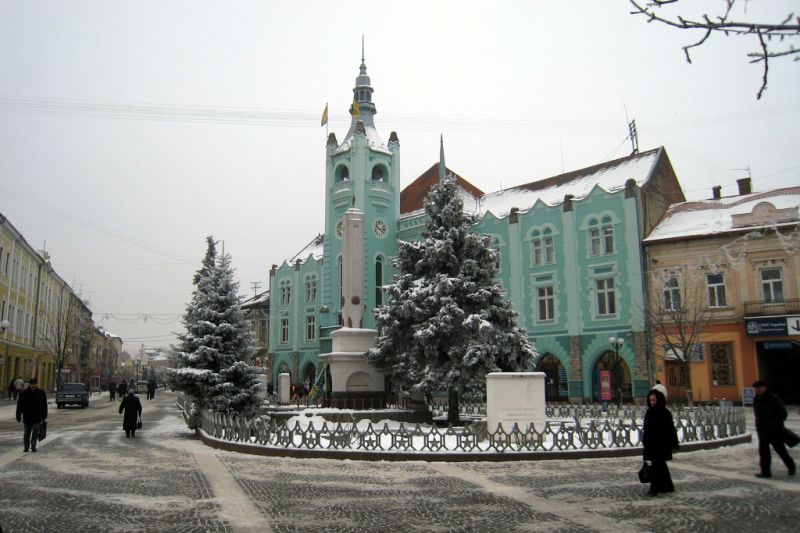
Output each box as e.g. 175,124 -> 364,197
644,179 -> 800,404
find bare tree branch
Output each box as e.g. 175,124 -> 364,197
629,0 -> 799,99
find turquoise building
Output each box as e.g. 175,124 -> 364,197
269,56 -> 685,402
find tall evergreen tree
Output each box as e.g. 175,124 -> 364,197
167,237 -> 261,425
368,175 -> 536,424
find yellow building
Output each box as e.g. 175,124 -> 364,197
1,212 -> 95,392
644,180 -> 800,404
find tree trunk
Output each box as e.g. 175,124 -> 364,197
447,388 -> 460,426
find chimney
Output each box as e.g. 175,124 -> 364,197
737,178 -> 751,195
712,186 -> 722,200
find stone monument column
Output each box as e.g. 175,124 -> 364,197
342,208 -> 365,328
319,208 -> 385,408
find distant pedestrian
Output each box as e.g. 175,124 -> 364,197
652,380 -> 668,400
15,378 -> 48,452
108,379 -> 117,401
752,380 -> 796,478
117,380 -> 127,399
119,390 -> 142,438
642,388 -> 679,496
128,379 -> 136,394
13,376 -> 24,401
7,379 -> 14,400
146,379 -> 156,400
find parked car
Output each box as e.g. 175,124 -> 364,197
137,381 -> 149,394
56,383 -> 90,409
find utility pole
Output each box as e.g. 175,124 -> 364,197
250,281 -> 262,297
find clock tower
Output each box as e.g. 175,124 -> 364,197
321,49 -> 401,333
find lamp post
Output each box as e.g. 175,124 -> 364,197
1,320 -> 10,389
609,336 -> 625,407
134,359 -> 141,383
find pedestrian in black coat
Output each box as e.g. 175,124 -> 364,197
752,380 -> 796,477
119,390 -> 142,438
642,388 -> 679,496
108,380 -> 117,401
117,380 -> 128,400
16,378 -> 48,452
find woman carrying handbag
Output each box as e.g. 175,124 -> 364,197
119,390 -> 143,438
642,388 -> 679,496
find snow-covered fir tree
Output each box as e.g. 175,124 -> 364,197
367,175 -> 537,424
167,237 -> 261,425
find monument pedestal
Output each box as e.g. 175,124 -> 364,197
319,327 -> 385,408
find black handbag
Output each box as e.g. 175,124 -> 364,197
38,421 -> 47,441
784,427 -> 800,448
638,460 -> 651,483
136,418 -> 143,430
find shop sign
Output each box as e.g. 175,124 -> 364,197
745,317 -> 790,336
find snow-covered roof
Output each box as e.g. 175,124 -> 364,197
282,233 -> 324,266
241,290 -> 270,307
476,148 -> 661,218
336,126 -> 391,155
644,187 -> 800,242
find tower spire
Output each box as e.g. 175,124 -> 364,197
343,36 -> 381,146
439,134 -> 446,181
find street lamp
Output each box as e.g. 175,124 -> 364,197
0,319 -> 9,333
609,336 -> 625,407
134,360 -> 141,382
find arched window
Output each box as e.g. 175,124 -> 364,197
530,226 -> 556,266
372,164 -> 387,181
305,274 -> 317,302
587,218 -> 601,256
375,256 -> 384,306
279,280 -> 291,306
335,165 -> 350,182
601,216 -> 614,254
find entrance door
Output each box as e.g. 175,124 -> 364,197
665,361 -> 688,402
592,351 -> 631,403
538,355 -> 568,401
757,341 -> 800,404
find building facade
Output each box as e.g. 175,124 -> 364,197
267,57 -> 690,403
645,181 -> 800,404
1,212 -> 97,392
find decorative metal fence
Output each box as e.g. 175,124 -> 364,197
179,396 -> 748,454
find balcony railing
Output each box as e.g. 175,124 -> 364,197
744,298 -> 800,317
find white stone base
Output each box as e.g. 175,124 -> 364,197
278,373 -> 291,404
486,372 -> 546,432
319,328 -> 384,393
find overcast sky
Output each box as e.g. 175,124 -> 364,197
1,0 -> 798,352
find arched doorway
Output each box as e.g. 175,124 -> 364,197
538,354 -> 568,401
592,351 -> 632,404
302,362 -> 316,389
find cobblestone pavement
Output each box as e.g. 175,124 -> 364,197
1,392 -> 799,532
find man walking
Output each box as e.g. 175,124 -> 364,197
15,378 -> 48,452
753,380 -> 796,478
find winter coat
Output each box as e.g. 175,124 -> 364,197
118,382 -> 128,395
642,389 -> 679,462
16,387 -> 48,424
753,389 -> 787,439
119,394 -> 142,430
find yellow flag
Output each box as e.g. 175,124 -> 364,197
320,103 -> 328,127
352,98 -> 360,116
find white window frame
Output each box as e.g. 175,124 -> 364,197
305,315 -> 316,341
596,277 -> 616,317
537,285 -> 555,322
760,268 -> 783,302
280,319 -> 289,344
706,273 -> 727,308
663,276 -> 681,311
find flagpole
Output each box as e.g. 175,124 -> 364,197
326,101 -> 329,137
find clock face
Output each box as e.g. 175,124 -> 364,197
336,220 -> 344,239
373,219 -> 387,238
